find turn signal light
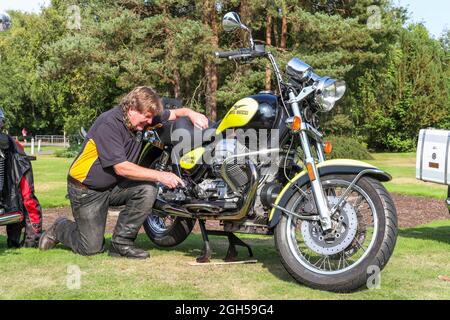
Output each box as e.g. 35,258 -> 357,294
324,141 -> 333,155
292,116 -> 301,131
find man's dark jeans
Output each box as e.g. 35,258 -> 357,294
55,180 -> 157,256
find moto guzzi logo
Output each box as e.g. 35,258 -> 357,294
229,104 -> 250,115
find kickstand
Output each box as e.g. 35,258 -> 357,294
207,230 -> 254,262
196,220 -> 212,263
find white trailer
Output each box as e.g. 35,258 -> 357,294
416,128 -> 450,210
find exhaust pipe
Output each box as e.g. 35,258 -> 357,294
219,159 -> 258,221
153,199 -> 193,218
0,213 -> 22,226
184,203 -> 221,213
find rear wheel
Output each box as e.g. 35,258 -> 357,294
143,214 -> 195,247
274,174 -> 398,292
141,154 -> 195,247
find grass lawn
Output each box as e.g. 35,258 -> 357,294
31,154 -> 73,208
367,153 -> 447,200
0,219 -> 448,299
2,151 -> 448,299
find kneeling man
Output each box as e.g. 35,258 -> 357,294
39,86 -> 208,259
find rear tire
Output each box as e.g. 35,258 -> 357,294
274,175 -> 398,292
143,215 -> 195,247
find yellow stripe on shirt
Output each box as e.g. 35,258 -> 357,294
69,139 -> 98,183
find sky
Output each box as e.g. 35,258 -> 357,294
0,0 -> 448,38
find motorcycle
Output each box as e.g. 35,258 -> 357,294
139,12 -> 398,292
0,13 -> 43,248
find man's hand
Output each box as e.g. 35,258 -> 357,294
188,111 -> 209,130
169,108 -> 209,129
113,161 -> 184,189
157,171 -> 185,189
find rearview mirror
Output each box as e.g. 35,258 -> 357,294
222,12 -> 254,49
222,12 -> 247,32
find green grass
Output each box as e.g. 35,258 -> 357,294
367,153 -> 447,199
0,220 -> 448,299
31,154 -> 73,208
3,152 -> 449,299
24,146 -> 66,154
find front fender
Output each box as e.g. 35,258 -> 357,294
268,159 -> 391,228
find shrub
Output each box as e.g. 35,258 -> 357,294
325,136 -> 373,160
55,143 -> 82,158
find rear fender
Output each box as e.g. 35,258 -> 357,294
268,159 -> 391,228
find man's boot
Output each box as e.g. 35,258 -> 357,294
7,222 -> 23,248
108,242 -> 149,259
39,217 -> 68,251
108,206 -> 149,259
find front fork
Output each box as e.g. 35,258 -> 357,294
289,91 -> 332,231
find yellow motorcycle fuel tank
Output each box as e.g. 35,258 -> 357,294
215,97 -> 259,135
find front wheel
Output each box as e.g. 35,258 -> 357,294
274,174 -> 398,292
143,214 -> 195,247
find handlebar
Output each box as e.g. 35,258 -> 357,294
215,48 -> 266,60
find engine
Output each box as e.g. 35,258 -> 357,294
195,179 -> 229,199
212,139 -> 250,192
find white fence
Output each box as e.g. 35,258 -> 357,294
13,134 -> 70,154
35,135 -> 67,144
14,135 -> 69,146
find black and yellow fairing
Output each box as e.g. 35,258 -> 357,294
268,159 -> 392,228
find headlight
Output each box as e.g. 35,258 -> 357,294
314,77 -> 346,112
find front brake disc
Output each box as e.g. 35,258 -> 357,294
301,197 -> 358,255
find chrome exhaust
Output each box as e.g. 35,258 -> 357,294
219,159 -> 259,221
0,213 -> 22,226
183,203 -> 221,213
153,199 -> 192,218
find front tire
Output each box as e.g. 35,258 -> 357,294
274,174 -> 398,292
143,214 -> 195,247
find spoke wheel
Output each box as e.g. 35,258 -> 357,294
274,174 -> 398,292
287,179 -> 377,275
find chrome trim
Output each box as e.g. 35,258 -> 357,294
316,140 -> 326,163
287,86 -> 316,104
220,148 -> 279,193
153,201 -> 192,219
184,203 -> 221,213
222,159 -> 259,221
298,123 -> 333,230
302,123 -> 324,141
286,58 -> 313,82
0,213 -> 22,226
329,168 -> 385,216
272,204 -> 319,221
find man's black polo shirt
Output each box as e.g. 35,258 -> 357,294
69,106 -> 170,190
